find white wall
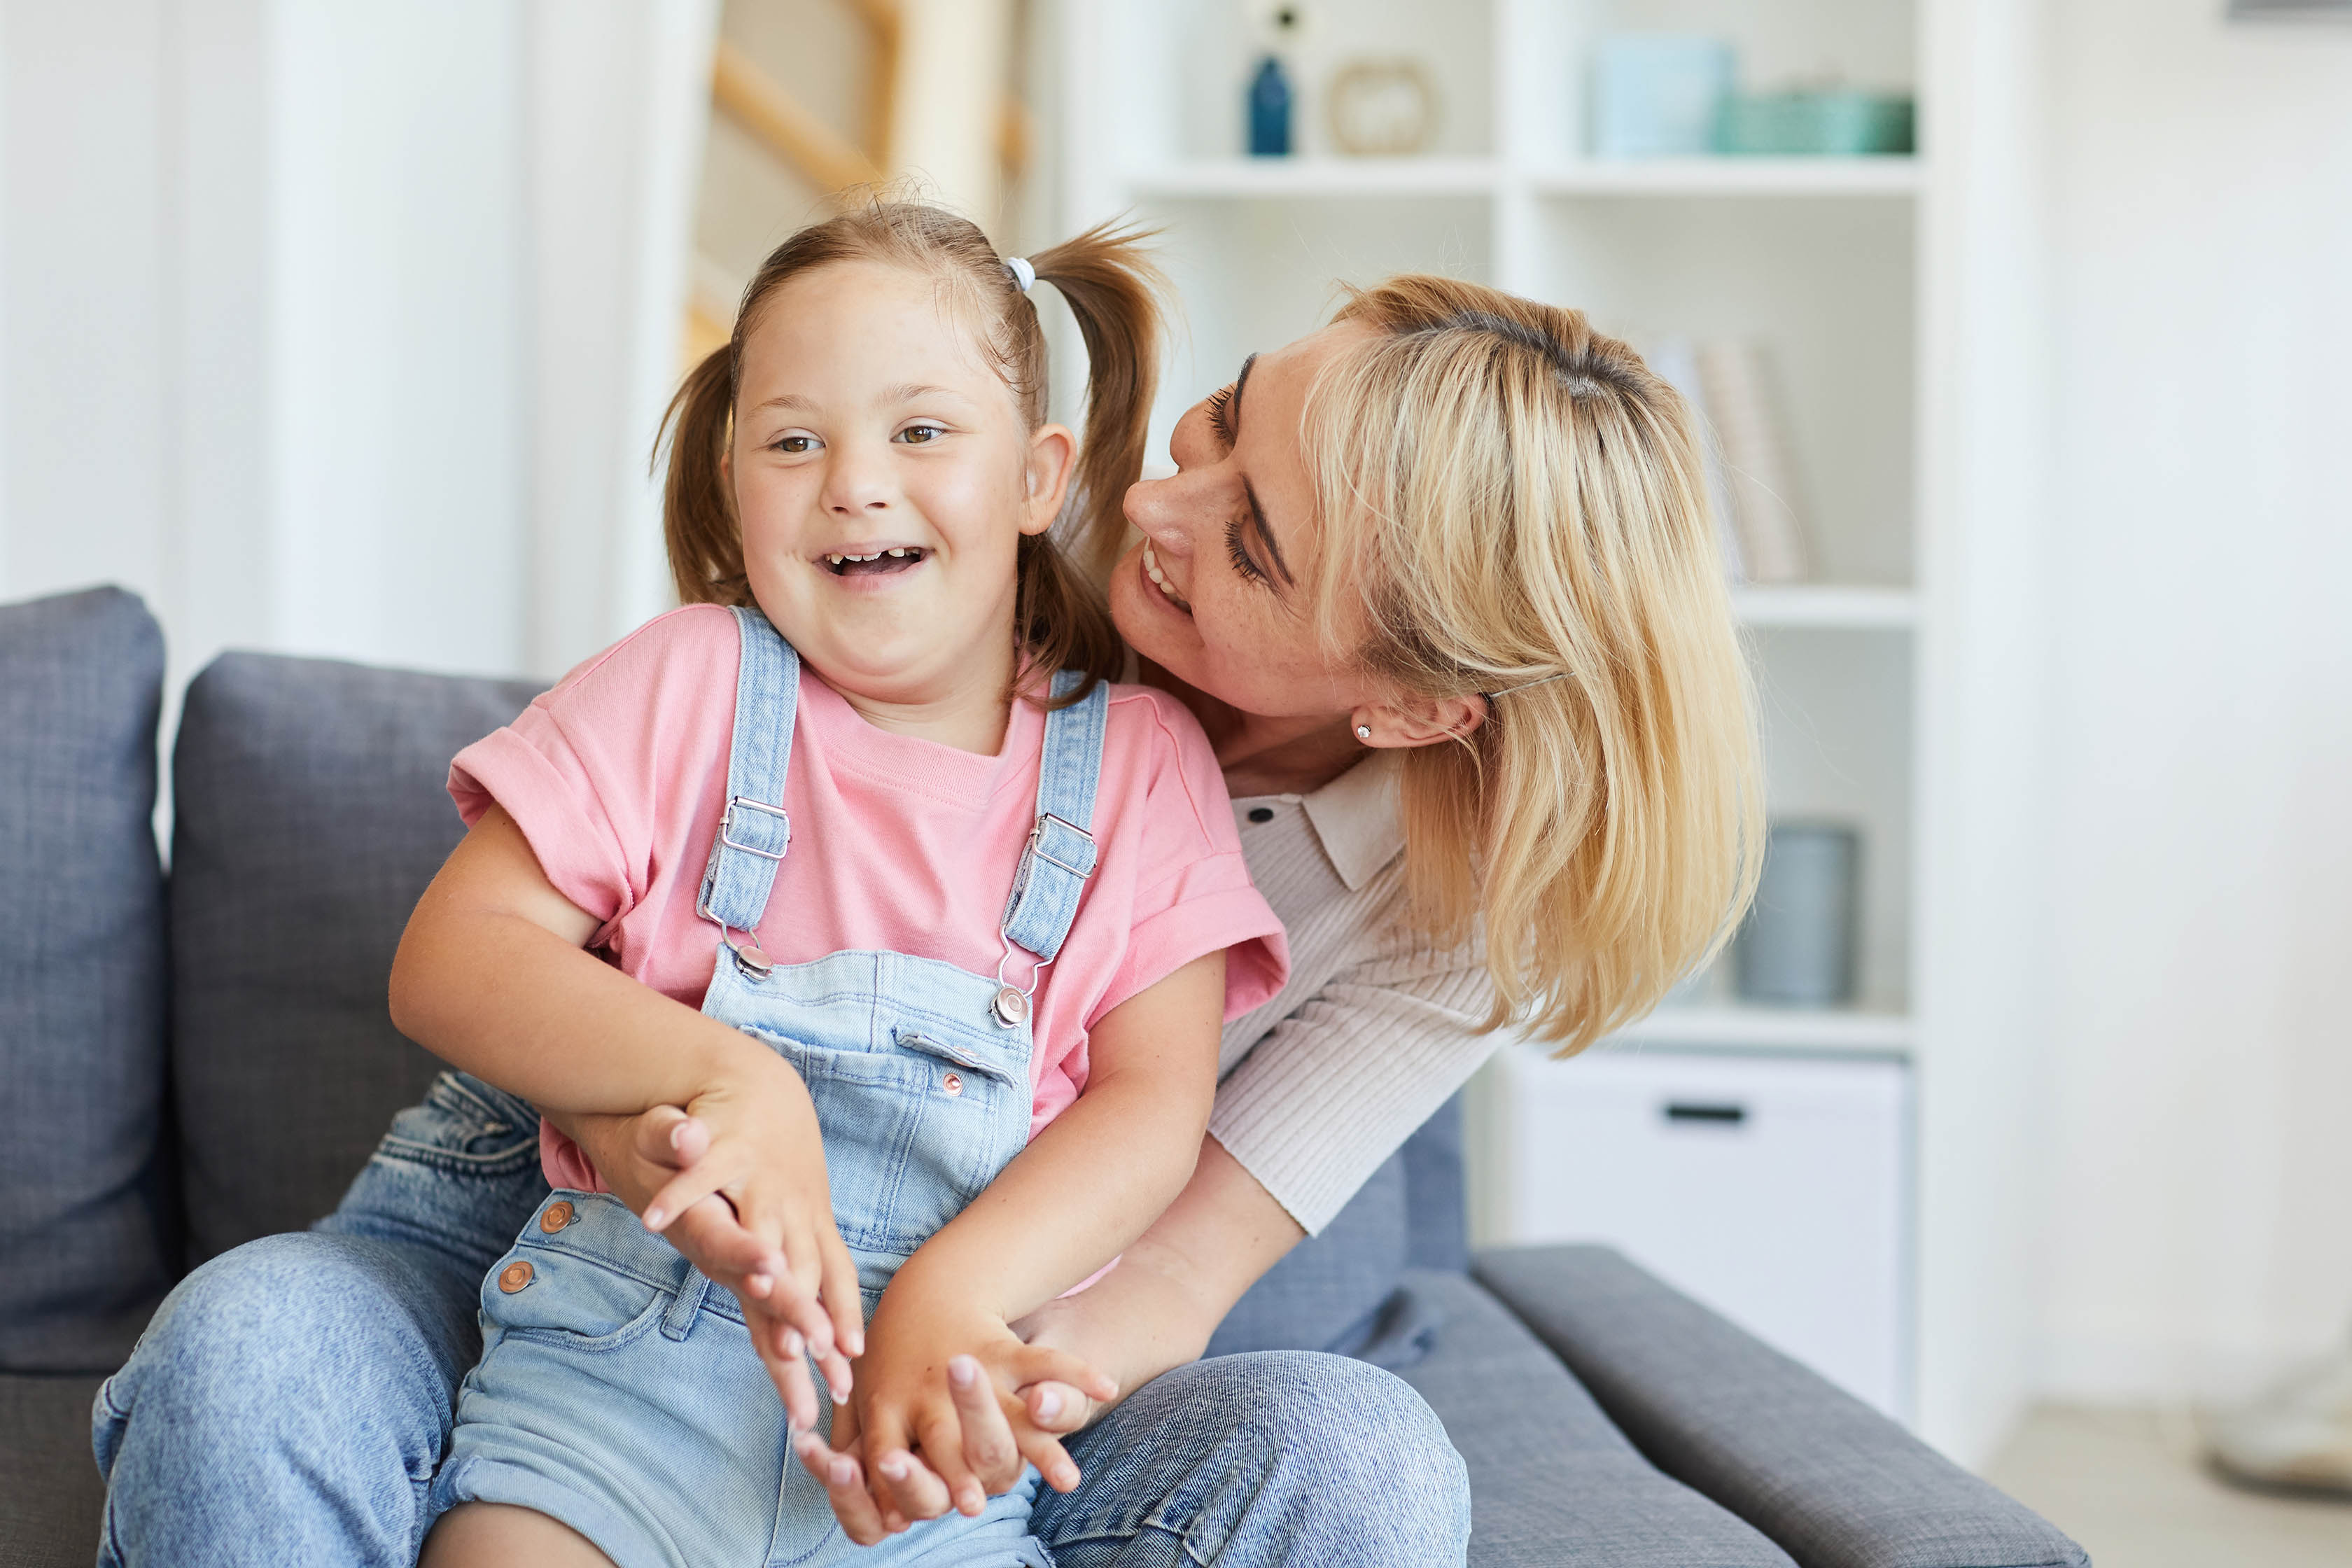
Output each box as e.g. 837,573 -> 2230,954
2033,0 -> 2352,1402
1,0 -> 713,705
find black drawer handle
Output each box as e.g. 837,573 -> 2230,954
1663,1101 -> 1747,1126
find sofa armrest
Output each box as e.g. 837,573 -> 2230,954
1473,1245 -> 2087,1568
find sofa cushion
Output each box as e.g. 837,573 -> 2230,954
1475,1246 -> 2090,1568
1204,1092 -> 1466,1366
0,587 -> 174,1373
0,1372 -> 109,1568
171,652 -> 542,1264
1395,1268 -> 1798,1567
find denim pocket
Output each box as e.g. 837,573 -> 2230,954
769,1025 -> 1032,1258
481,1247 -> 669,1354
373,1072 -> 542,1177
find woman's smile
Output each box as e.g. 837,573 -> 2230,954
1140,540 -> 1191,613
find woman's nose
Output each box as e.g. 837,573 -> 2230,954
1124,468 -> 1215,558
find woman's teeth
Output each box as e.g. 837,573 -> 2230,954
1142,541 -> 1191,612
824,547 -> 923,576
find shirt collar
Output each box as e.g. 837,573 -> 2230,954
1300,749 -> 1406,892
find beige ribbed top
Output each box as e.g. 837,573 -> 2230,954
1208,749 -> 1496,1234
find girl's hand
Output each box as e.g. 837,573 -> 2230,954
561,1100 -> 865,1431
845,1278 -> 1114,1525
639,1056 -> 867,1399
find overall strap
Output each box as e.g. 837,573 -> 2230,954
696,606 -> 799,954
998,671 -> 1110,964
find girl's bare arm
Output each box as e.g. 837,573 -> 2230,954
388,803 -> 862,1425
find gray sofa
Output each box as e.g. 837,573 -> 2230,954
0,585 -> 2088,1568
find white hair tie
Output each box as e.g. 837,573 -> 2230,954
1004,255 -> 1036,293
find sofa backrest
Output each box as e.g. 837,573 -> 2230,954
0,587 -> 174,1373
169,651 -> 542,1265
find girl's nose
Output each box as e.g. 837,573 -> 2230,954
822,441 -> 896,515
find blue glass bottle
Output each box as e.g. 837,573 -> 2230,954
1248,55 -> 1292,156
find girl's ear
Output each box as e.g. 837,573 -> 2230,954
1021,423 -> 1079,538
1349,694 -> 1486,750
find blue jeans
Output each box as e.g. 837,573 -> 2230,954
92,1074 -> 1471,1565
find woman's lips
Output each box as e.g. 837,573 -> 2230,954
1141,540 -> 1192,614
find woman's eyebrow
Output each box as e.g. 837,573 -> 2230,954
1226,354 -> 1296,587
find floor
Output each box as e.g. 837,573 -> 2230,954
1982,1406 -> 2352,1567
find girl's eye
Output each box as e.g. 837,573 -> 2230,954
896,423 -> 948,444
1224,517 -> 1267,584
774,433 -> 819,454
1204,385 -> 1238,449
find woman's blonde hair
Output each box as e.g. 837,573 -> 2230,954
1301,276 -> 1763,1053
657,197 -> 1166,703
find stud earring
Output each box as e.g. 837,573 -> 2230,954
1354,724 -> 1373,743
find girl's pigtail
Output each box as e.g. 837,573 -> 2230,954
656,343 -> 748,608
1028,221 -> 1168,579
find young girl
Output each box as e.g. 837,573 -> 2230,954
387,202 -> 1287,1568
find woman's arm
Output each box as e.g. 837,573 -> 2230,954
388,804 -> 863,1424
1013,1132 -> 1301,1419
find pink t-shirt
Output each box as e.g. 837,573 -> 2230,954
447,605 -> 1289,1189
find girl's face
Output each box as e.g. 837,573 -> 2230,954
1111,321 -> 1390,724
731,260 -> 1072,708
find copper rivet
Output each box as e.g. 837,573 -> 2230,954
540,1200 -> 574,1233
942,1072 -> 964,1096
498,1261 -> 534,1294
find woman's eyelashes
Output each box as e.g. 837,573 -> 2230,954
1224,517 -> 1268,584
1204,384 -> 1238,449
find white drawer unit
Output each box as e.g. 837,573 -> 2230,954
1482,1044 -> 1913,1420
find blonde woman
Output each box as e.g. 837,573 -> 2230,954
95,276 -> 1757,1567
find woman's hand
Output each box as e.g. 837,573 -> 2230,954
557,1102 -> 865,1431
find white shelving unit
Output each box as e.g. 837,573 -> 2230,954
1060,0 -> 2047,1465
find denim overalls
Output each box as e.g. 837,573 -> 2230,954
430,607 -> 1107,1568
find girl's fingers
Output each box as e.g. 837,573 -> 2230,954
874,1443 -> 956,1522
665,1112 -> 711,1166
778,1228 -> 836,1362
641,1158 -> 736,1233
1007,1344 -> 1119,1404
943,1357 -> 1022,1492
748,1306 -> 818,1429
818,1228 -> 867,1361
913,1404 -> 986,1518
794,1432 -> 891,1546
666,1194 -> 783,1290
1007,1404 -> 1083,1493
629,1105 -> 696,1172
1022,1380 -> 1095,1434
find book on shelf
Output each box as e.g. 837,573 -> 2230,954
1648,335 -> 1816,585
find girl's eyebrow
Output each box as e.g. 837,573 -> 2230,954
748,384 -> 974,414
878,382 -> 970,405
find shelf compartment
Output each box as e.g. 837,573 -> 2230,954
1128,158 -> 1502,200
1601,1004 -> 1914,1056
1533,158 -> 1923,199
